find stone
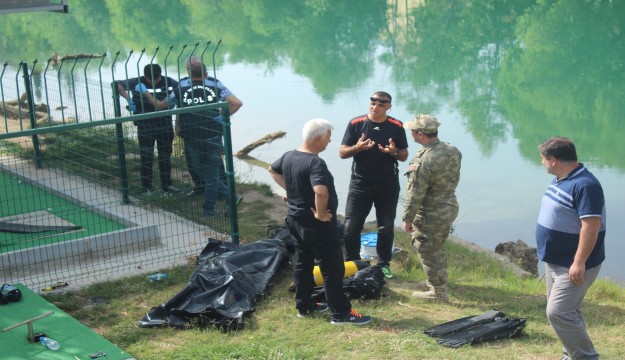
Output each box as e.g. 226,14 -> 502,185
495,240 -> 538,277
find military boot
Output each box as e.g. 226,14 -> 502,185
415,280 -> 428,291
412,282 -> 449,303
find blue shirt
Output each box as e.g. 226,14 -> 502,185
535,164 -> 606,269
172,77 -> 234,140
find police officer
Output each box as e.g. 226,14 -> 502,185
116,64 -> 178,193
401,114 -> 462,302
172,58 -> 242,216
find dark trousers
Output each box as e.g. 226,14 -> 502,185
343,176 -> 400,266
286,215 -> 351,318
184,137 -> 227,190
185,136 -> 229,212
137,126 -> 174,190
184,138 -> 204,190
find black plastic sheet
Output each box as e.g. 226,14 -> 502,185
424,309 -> 527,348
139,238 -> 287,330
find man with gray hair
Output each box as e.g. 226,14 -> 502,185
402,114 -> 461,302
175,56 -> 242,197
269,118 -> 371,325
172,56 -> 243,216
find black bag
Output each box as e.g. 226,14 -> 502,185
311,265 -> 386,301
0,283 -> 22,305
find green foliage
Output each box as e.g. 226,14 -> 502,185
498,0 -> 625,169
3,0 -> 625,171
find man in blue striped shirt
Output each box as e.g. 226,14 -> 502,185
536,137 -> 605,360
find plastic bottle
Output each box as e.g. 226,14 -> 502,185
39,336 -> 60,351
147,273 -> 168,282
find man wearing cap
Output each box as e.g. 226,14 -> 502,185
402,114 -> 461,302
339,91 -> 409,279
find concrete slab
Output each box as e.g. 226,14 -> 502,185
0,155 -> 230,291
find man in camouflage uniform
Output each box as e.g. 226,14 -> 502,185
401,114 -> 462,302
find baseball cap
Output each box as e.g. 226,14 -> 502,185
404,114 -> 440,133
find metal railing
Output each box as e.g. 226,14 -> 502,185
0,42 -> 240,291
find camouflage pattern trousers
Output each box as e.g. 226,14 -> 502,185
411,204 -> 459,286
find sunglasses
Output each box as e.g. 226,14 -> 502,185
370,97 -> 390,105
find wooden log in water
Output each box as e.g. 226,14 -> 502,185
50,51 -> 103,66
2,104 -> 50,121
235,131 -> 286,157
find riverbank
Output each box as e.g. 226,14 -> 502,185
42,187 -> 625,359
242,185 -> 534,279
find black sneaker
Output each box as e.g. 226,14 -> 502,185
203,208 -> 220,217
162,185 -> 181,193
187,188 -> 204,197
331,309 -> 372,325
297,302 -> 329,318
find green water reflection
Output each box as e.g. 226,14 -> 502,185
2,0 -> 623,169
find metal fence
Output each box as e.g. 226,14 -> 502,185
0,42 -> 241,292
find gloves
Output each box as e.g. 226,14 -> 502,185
134,83 -> 148,94
126,97 -> 136,112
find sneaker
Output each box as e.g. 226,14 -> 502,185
381,265 -> 394,279
162,185 -> 181,193
203,208 -> 220,217
187,188 -> 204,197
331,309 -> 372,325
297,302 -> 329,318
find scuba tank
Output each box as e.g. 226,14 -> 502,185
312,260 -> 369,286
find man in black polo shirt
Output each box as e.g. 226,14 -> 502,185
116,64 -> 179,193
269,118 -> 371,325
339,91 -> 409,279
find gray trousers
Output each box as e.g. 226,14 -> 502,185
545,262 -> 601,360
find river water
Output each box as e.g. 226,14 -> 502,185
1,0 -> 623,283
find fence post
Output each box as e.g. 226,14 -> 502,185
1,63 -> 8,131
111,52 -> 130,204
21,62 -> 43,169
222,109 -> 240,244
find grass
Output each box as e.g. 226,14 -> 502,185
43,230 -> 625,360
8,127 -> 624,358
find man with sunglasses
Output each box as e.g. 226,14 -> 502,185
339,91 -> 409,279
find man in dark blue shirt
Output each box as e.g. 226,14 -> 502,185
536,137 -> 605,360
116,64 -> 178,193
172,58 -> 242,216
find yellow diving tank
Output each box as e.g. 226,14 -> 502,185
313,260 -> 369,286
